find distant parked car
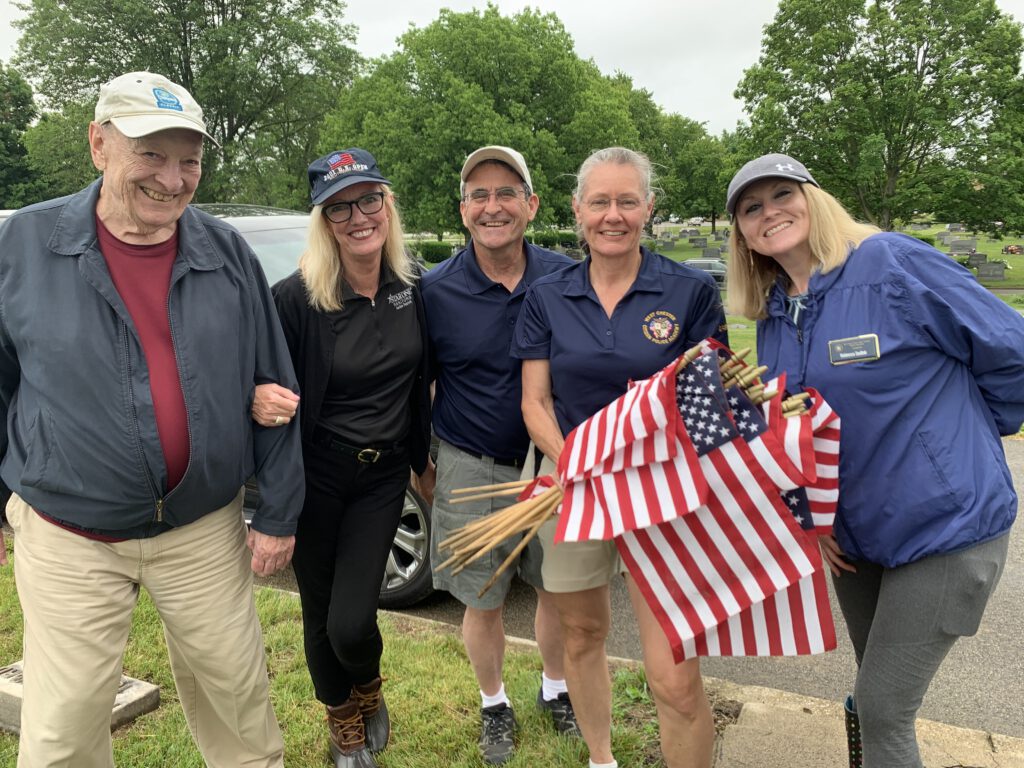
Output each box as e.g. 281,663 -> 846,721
196,203 -> 436,609
685,257 -> 728,286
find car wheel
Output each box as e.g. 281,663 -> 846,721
379,486 -> 435,609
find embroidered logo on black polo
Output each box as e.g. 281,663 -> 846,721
387,287 -> 413,310
642,310 -> 680,344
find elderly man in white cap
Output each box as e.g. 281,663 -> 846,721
420,146 -> 579,765
0,71 -> 303,767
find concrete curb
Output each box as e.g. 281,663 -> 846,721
383,607 -> 1024,768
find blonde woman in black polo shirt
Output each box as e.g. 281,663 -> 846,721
253,149 -> 433,768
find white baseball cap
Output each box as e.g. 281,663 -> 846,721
461,146 -> 533,190
95,71 -> 219,146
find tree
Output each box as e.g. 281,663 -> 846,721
736,0 -> 1023,229
13,0 -> 360,203
0,63 -> 39,208
321,5 -> 660,236
21,102 -> 99,202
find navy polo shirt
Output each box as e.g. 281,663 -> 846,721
512,248 -> 728,435
422,241 -> 574,460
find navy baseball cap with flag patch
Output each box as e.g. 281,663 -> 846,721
726,153 -> 819,216
308,149 -> 391,206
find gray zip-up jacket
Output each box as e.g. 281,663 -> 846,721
0,180 -> 304,537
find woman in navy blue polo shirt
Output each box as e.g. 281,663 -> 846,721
253,149 -> 433,768
513,146 -> 728,768
725,153 -> 1024,768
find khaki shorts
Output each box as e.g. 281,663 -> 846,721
533,449 -> 624,593
430,440 -> 544,609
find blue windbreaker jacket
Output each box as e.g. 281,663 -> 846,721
757,232 -> 1023,567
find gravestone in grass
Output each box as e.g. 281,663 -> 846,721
977,262 -> 1006,281
950,239 -> 976,254
0,661 -> 159,735
967,252 -> 988,268
689,237 -> 708,248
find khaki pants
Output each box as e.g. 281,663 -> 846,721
7,492 -> 284,768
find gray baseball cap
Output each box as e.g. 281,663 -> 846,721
726,153 -> 819,215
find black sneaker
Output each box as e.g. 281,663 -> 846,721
478,702 -> 517,765
536,690 -> 582,737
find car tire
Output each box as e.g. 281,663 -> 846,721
379,486 -> 435,609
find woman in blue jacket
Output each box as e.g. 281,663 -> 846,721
725,153 -> 1024,768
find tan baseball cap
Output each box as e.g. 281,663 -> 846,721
95,71 -> 219,146
461,146 -> 533,190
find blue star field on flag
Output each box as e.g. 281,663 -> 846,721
675,353 -> 737,456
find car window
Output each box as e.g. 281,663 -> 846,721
241,226 -> 307,285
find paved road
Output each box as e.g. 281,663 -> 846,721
405,438 -> 1024,738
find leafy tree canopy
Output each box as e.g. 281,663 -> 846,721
13,0 -> 361,201
0,63 -> 39,207
322,4 -> 721,235
736,0 -> 1023,229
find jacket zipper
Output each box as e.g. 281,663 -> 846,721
123,326 -> 164,521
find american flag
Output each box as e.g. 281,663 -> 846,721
329,151 -> 355,168
556,359 -> 707,542
551,345 -> 838,662
669,380 -> 841,659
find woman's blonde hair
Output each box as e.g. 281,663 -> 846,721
726,183 -> 879,319
298,188 -> 415,312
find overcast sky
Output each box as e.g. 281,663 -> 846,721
2,0 -> 1024,133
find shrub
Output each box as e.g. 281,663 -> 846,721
530,230 -> 560,249
557,230 -> 578,249
418,241 -> 454,263
912,234 -> 936,247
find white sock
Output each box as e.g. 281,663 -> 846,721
541,672 -> 568,701
589,760 -> 618,768
480,683 -> 510,709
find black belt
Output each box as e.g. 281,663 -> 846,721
461,449 -> 526,470
311,427 -> 404,464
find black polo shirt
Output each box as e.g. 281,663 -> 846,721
319,270 -> 422,446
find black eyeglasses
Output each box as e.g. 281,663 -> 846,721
322,192 -> 386,223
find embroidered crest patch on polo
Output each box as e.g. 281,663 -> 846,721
642,310 -> 680,344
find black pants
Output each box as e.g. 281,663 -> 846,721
292,440 -> 409,706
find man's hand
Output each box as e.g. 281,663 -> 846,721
0,529 -> 7,567
252,383 -> 300,428
247,529 -> 295,576
412,459 -> 436,508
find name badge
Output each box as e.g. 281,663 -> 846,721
828,334 -> 880,365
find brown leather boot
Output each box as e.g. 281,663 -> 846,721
325,699 -> 377,768
352,677 -> 390,753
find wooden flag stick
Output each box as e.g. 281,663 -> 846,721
449,487 -> 528,504
451,478 -> 533,495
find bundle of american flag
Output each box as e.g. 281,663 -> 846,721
438,340 -> 840,661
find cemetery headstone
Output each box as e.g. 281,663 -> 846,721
977,262 -> 1006,281
967,252 -> 987,268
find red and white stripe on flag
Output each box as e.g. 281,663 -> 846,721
677,549 -> 837,658
557,415 -> 707,542
615,430 -> 818,662
557,359 -> 679,484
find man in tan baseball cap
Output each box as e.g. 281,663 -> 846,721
0,71 -> 301,767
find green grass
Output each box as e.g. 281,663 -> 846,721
0,534 -> 680,767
